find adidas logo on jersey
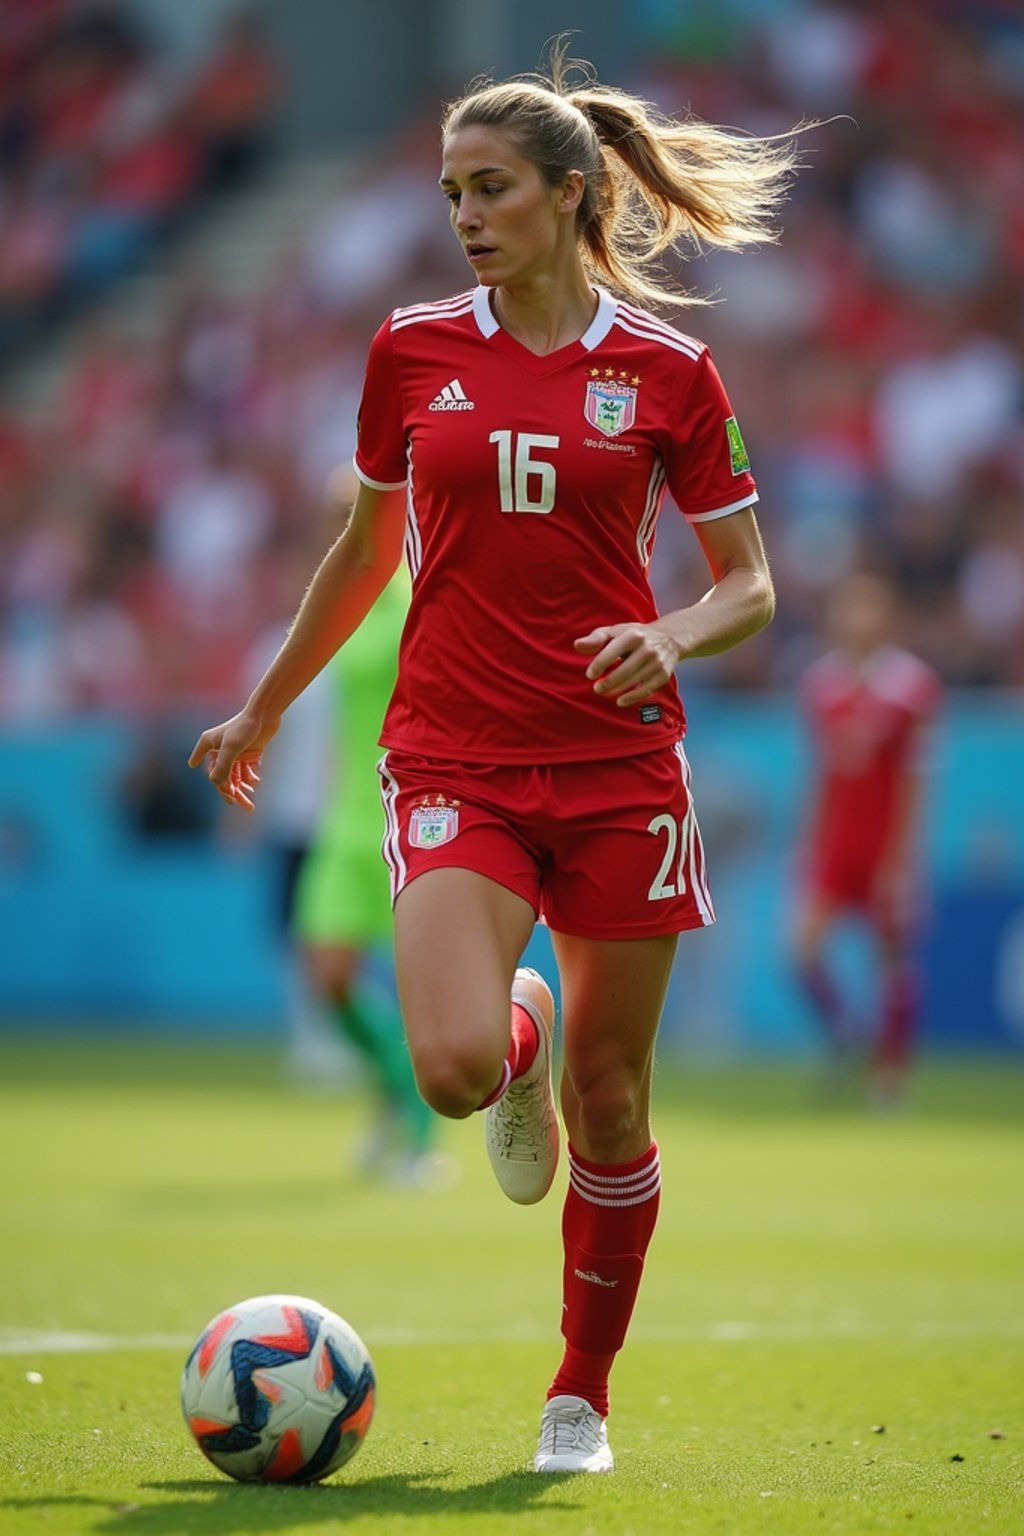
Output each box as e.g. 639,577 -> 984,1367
429,378 -> 475,411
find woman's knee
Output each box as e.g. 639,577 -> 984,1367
573,1071 -> 649,1157
410,1039 -> 504,1120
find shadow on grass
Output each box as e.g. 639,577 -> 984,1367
1,1469 -> 582,1531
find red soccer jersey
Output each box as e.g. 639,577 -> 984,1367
354,285 -> 758,764
800,644 -> 942,889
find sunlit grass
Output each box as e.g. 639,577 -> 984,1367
1,1038 -> 1021,1534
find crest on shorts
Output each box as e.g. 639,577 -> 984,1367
584,375 -> 638,438
409,797 -> 460,848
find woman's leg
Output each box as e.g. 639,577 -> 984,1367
541,930 -> 677,1442
555,930 -> 677,1161
393,867 -> 538,1118
870,922 -> 919,1106
305,941 -> 436,1160
793,892 -> 852,1062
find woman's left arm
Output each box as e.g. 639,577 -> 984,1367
660,506 -> 775,658
575,508 -> 775,707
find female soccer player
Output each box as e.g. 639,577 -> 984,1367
794,572 -> 943,1106
190,51 -> 797,1472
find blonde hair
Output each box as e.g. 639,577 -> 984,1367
442,43 -> 804,308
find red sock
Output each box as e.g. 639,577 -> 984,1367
875,963 -> 919,1070
797,957 -> 852,1049
477,1002 -> 539,1109
548,1142 -> 661,1418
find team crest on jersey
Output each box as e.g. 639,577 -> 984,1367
584,375 -> 638,438
409,796 -> 460,848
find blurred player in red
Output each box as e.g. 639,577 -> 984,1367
795,572 -> 943,1104
190,46 -> 801,1472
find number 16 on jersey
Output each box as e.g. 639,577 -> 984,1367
489,431 -> 559,515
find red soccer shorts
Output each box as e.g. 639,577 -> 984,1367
805,860 -> 922,939
377,742 -> 714,941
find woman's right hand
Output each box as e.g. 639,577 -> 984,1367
187,708 -> 281,812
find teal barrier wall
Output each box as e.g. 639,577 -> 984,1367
0,718 -> 283,1031
1,696 -> 1022,1052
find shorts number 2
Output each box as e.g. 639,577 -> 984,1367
646,810 -> 692,901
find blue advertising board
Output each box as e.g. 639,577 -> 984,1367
1,697 -> 1022,1053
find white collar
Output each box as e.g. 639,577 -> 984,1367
471,285 -> 617,350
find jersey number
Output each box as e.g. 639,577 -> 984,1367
489,430 -> 559,514
647,811 -> 692,901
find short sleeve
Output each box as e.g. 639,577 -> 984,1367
352,317 -> 408,490
664,349 -> 759,523
799,656 -> 833,730
915,665 -> 944,725
906,663 -> 944,770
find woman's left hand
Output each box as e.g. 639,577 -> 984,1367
574,623 -> 680,707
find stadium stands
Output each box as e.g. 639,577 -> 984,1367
0,0 -> 1021,724
0,0 -> 278,364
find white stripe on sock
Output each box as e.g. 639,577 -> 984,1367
568,1150 -> 661,1207
482,1060 -> 512,1108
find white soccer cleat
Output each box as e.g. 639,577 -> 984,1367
532,1394 -> 614,1473
485,967 -> 558,1205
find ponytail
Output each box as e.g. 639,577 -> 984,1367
443,41 -> 805,308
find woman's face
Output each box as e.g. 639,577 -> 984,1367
440,124 -> 575,288
828,575 -> 894,655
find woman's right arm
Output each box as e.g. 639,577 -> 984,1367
188,479 -> 407,809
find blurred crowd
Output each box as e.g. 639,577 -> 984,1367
0,0 -> 278,365
644,0 -> 1024,692
1,0 -> 1022,724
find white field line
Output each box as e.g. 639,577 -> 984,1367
2,1318 -> 1024,1357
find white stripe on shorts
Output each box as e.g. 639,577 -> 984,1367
377,752 -> 407,901
673,741 -> 715,925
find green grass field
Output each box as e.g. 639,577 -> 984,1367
1,1037 -> 1021,1535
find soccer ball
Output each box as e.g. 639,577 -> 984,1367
180,1293 -> 376,1483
